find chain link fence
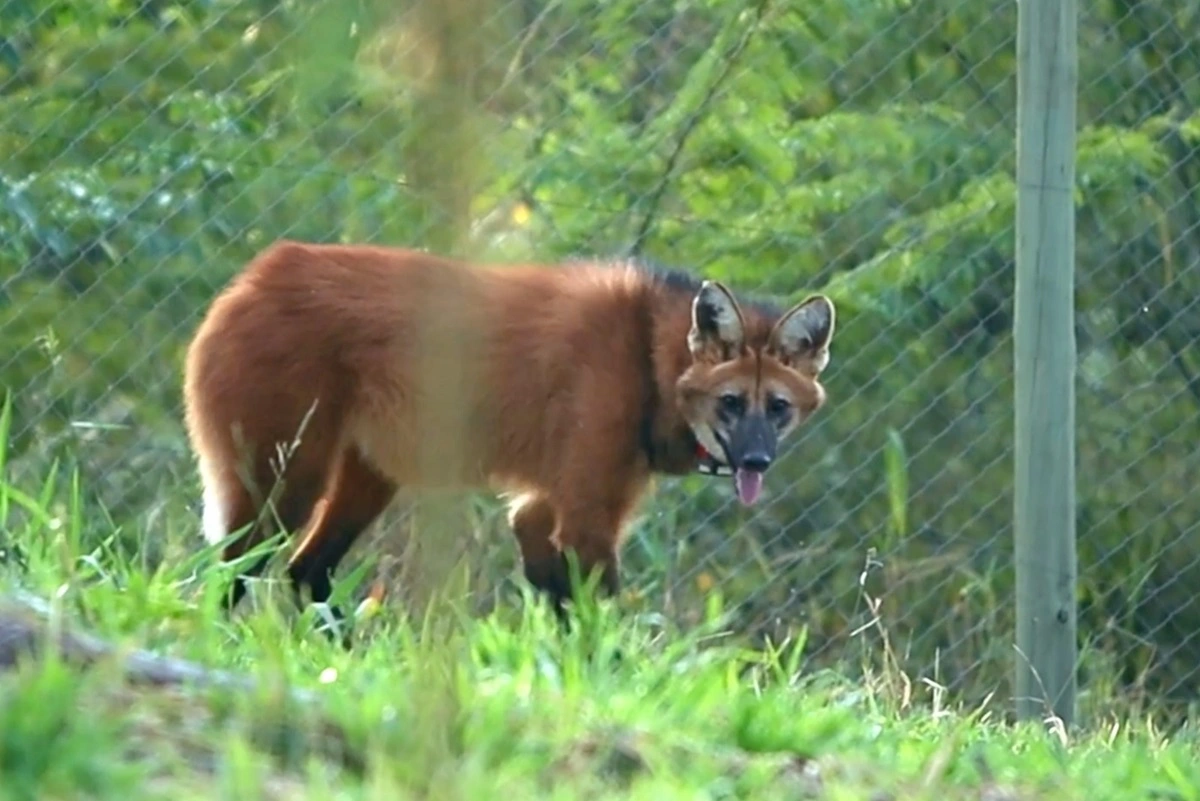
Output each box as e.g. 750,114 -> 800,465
2,0 -> 1199,719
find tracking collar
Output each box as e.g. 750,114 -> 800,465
695,443 -> 734,477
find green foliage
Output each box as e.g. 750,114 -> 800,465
1,461 -> 1200,798
3,0 -> 1200,715
0,658 -> 140,800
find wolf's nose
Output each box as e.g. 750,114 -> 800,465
740,453 -> 772,472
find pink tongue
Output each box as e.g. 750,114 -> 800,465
735,469 -> 764,506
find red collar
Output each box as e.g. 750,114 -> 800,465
695,443 -> 733,477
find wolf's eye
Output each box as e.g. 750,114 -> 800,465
719,393 -> 746,416
767,395 -> 792,416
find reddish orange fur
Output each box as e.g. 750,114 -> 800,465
183,240 -> 835,616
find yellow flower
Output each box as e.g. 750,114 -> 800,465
511,202 -> 532,226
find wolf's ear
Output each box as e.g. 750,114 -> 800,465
689,281 -> 746,362
769,294 -> 835,374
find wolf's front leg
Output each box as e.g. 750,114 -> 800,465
546,467 -> 650,615
508,493 -> 572,617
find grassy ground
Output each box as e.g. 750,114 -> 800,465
2,416 -> 1199,799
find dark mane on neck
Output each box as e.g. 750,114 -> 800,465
626,256 -> 784,320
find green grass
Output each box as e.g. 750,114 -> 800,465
2,405 -> 1200,799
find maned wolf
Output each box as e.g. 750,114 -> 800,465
183,240 -> 836,617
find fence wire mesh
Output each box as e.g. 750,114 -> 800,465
2,0 -> 1199,717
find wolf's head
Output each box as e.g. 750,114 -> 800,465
676,280 -> 836,506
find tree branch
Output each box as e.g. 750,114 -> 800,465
628,0 -> 772,257
0,591 -> 317,700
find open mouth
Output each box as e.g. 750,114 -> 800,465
695,439 -> 766,507
733,468 -> 764,506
